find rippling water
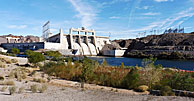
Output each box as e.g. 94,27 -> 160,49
88,56 -> 194,70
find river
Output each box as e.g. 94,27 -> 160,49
88,56 -> 194,71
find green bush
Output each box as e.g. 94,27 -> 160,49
160,86 -> 175,96
121,68 -> 139,89
28,51 -> 45,66
11,48 -> 20,54
44,51 -> 62,58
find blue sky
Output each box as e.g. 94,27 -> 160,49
0,0 -> 194,39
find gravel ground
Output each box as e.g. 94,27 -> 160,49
0,85 -> 194,101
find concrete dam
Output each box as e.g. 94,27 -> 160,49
46,27 -> 111,55
1,26 -> 110,56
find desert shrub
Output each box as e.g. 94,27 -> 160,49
9,86 -> 17,95
18,87 -> 25,94
160,86 -> 175,96
30,84 -> 38,93
135,85 -> 149,92
5,81 -> 15,85
38,84 -> 47,93
33,78 -> 46,83
1,86 -> 7,92
11,48 -> 20,54
8,68 -> 27,81
0,57 -> 11,64
121,68 -> 139,89
0,76 -> 4,81
0,81 -> 15,85
139,57 -> 162,89
120,62 -> 124,68
11,59 -> 18,63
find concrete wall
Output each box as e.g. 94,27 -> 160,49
102,50 -> 125,57
96,37 -> 111,51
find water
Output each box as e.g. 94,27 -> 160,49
88,56 -> 194,71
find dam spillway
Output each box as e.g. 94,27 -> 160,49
37,27 -> 111,56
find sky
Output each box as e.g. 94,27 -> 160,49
0,0 -> 194,39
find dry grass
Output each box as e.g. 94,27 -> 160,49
0,61 -> 6,68
1,86 -> 7,92
38,84 -> 47,93
30,84 -> 38,93
18,87 -> 25,94
0,80 -> 15,85
0,56 -> 12,64
33,78 -> 46,83
9,86 -> 17,95
11,59 -> 18,64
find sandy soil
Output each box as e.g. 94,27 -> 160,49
0,84 -> 194,101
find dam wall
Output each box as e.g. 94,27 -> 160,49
46,28 -> 110,56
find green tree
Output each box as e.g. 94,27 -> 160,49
11,48 -> 20,54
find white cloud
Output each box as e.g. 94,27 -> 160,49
7,25 -> 27,29
143,12 -> 161,16
136,6 -> 152,10
67,0 -> 97,28
109,16 -> 120,19
102,0 -> 130,6
154,0 -> 174,2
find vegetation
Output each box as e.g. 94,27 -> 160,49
39,56 -> 194,96
0,81 -> 15,85
11,48 -> 20,54
9,86 -> 17,95
1,86 -> 7,92
26,50 -> 45,66
160,86 -> 175,96
33,78 -> 46,83
18,87 -> 25,94
0,76 -> 4,81
38,84 -> 47,93
30,84 -> 38,93
44,51 -> 62,61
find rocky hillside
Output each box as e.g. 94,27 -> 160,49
112,32 -> 194,59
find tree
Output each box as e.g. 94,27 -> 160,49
11,48 -> 20,54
